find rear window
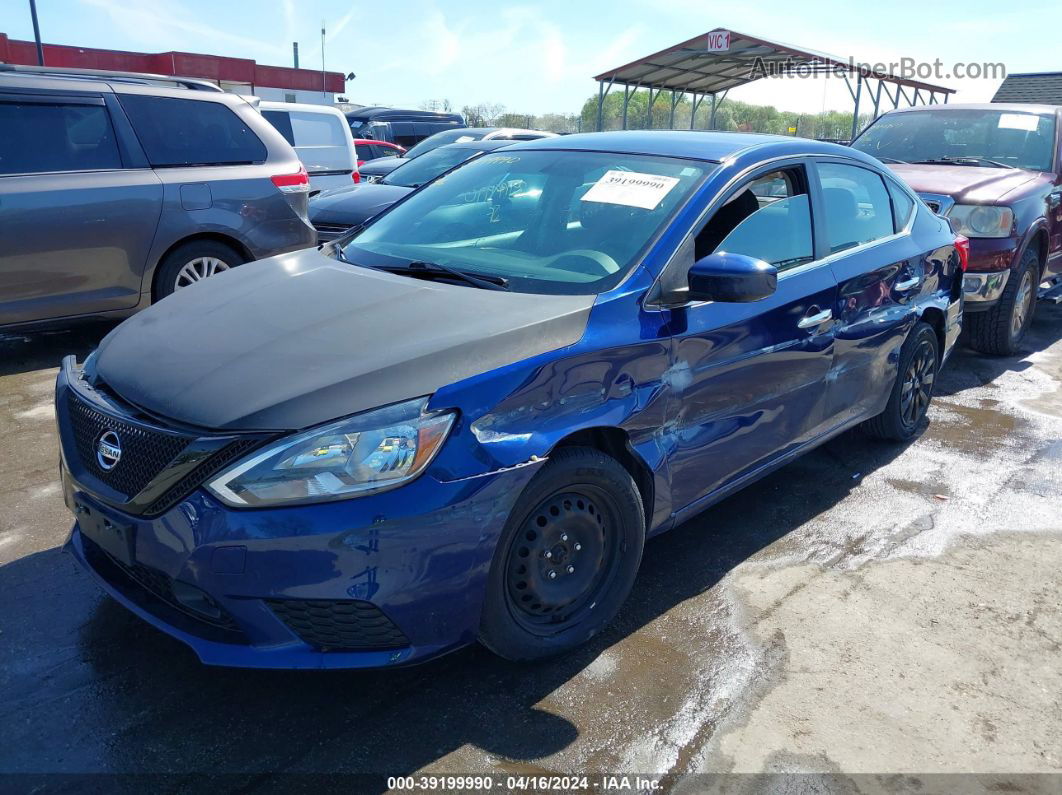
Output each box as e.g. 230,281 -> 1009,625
262,110 -> 295,146
290,111 -> 346,146
0,101 -> 121,174
119,95 -> 267,167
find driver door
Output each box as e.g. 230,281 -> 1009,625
663,162 -> 839,515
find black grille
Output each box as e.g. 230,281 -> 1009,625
266,599 -> 409,650
81,535 -> 247,643
312,222 -> 351,242
144,437 -> 262,516
923,200 -> 941,214
67,393 -> 189,499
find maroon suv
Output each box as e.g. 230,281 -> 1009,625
853,103 -> 1062,354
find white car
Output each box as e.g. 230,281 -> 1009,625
260,101 -> 360,193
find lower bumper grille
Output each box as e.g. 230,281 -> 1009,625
266,598 -> 409,651
81,534 -> 247,643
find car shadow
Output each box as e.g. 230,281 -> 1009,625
937,301 -> 1062,398
0,427 -> 916,787
0,320 -> 117,377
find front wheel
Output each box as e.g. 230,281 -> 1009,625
478,447 -> 645,661
966,249 -> 1038,356
863,321 -> 939,442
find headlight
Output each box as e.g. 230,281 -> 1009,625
948,205 -> 1014,238
206,398 -> 455,507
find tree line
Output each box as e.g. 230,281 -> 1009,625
419,91 -> 874,141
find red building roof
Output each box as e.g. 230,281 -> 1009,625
0,33 -> 344,93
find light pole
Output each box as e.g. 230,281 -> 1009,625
28,0 -> 44,65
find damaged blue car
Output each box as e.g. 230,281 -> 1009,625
57,131 -> 964,668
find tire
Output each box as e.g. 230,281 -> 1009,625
966,248 -> 1038,356
478,446 -> 645,661
153,240 -> 244,301
863,321 -> 940,442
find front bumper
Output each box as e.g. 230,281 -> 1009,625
56,360 -> 539,669
63,466 -> 532,668
962,270 -> 1010,311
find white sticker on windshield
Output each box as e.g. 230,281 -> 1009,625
998,113 -> 1039,132
581,170 -> 680,210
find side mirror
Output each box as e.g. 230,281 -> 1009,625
687,252 -> 777,303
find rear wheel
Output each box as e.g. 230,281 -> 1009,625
864,321 -> 939,442
479,447 -> 645,661
154,240 -> 244,301
966,248 -> 1038,356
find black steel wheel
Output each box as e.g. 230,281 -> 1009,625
504,487 -> 619,633
479,447 -> 645,661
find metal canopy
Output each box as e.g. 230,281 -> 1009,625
593,28 -> 956,139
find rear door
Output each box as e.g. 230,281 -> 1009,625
0,91 -> 163,325
665,162 -> 839,513
812,159 -> 925,426
264,108 -> 355,192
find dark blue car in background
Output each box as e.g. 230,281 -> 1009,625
56,131 -> 963,668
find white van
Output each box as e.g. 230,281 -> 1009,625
259,102 -> 359,193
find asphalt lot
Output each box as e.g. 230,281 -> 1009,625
1,305 -> 1061,791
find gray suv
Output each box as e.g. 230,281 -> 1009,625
0,65 -> 316,328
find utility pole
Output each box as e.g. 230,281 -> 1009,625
292,42 -> 299,69
320,22 -> 326,97
28,0 -> 44,65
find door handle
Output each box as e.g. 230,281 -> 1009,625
797,308 -> 833,329
895,277 -> 921,291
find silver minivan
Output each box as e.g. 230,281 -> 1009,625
0,65 -> 316,328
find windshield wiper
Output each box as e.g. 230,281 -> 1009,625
382,260 -> 510,291
912,157 -> 1015,169
876,156 -> 909,164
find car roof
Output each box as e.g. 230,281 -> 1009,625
884,102 -> 1060,115
498,129 -> 861,163
439,140 -> 521,152
259,100 -> 347,117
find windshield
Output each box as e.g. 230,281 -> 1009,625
403,129 -> 488,159
853,109 -> 1056,171
344,150 -> 712,295
382,146 -> 482,188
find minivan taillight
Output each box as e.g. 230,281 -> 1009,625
954,234 -> 970,272
271,166 -> 310,194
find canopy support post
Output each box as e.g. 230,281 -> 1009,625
849,71 -> 863,141
596,78 -> 614,132
622,83 -> 632,130
669,89 -> 682,129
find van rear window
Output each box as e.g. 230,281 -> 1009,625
119,95 -> 267,167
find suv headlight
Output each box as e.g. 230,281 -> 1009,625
206,398 -> 455,507
948,205 -> 1014,238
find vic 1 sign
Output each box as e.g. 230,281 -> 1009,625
706,31 -> 731,52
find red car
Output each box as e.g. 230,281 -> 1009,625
352,139 -> 405,168
853,103 -> 1062,355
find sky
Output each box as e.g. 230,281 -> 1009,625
2,0 -> 1059,116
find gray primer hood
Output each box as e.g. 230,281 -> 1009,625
95,250 -> 593,431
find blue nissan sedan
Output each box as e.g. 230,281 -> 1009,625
57,131 -> 964,668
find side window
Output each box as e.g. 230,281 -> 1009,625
118,95 -> 267,167
0,101 -> 121,174
694,167 -> 814,271
262,110 -> 295,146
817,163 -> 895,253
887,180 -> 915,231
